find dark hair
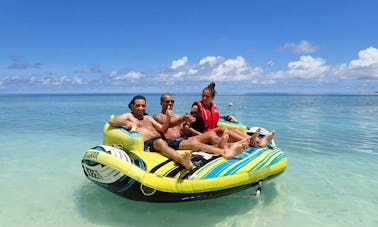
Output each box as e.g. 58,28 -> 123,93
203,82 -> 216,97
190,111 -> 206,132
128,95 -> 146,110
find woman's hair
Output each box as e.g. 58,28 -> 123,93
203,82 -> 216,97
128,95 -> 146,110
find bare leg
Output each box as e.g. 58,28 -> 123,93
221,139 -> 249,159
181,151 -> 193,170
179,139 -> 248,159
212,127 -> 247,142
249,128 -> 261,147
190,130 -> 221,145
218,131 -> 229,149
153,139 -> 194,170
229,128 -> 249,140
256,130 -> 275,147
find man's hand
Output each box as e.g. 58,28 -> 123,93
166,109 -> 174,120
123,121 -> 136,131
224,115 -> 232,121
224,114 -> 238,123
184,112 -> 196,124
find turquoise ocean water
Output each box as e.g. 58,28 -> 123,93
1,93 -> 377,227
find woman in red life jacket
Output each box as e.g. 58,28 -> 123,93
190,82 -> 240,137
190,82 -> 276,147
191,82 -> 220,132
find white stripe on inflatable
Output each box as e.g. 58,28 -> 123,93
82,145 -> 133,183
247,127 -> 270,136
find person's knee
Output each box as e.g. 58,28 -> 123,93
209,132 -> 220,142
188,140 -> 201,150
218,126 -> 227,131
231,127 -> 242,133
153,138 -> 166,150
214,126 -> 226,136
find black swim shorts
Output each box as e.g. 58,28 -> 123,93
144,136 -> 162,152
164,137 -> 188,150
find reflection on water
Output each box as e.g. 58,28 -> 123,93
74,181 -> 279,227
1,94 -> 377,226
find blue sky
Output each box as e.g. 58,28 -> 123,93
1,0 -> 377,94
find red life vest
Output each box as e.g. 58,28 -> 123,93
192,100 -> 220,132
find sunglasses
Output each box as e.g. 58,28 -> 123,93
164,100 -> 175,104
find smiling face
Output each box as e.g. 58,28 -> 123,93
131,98 -> 146,119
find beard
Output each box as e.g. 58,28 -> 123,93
133,111 -> 144,120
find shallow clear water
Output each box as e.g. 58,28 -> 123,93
1,93 -> 377,226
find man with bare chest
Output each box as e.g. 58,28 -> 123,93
109,95 -> 193,170
153,93 -> 248,159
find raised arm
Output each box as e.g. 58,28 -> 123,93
169,112 -> 195,127
148,110 -> 172,133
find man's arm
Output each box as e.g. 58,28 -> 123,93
169,112 -> 195,127
155,112 -> 194,127
152,113 -> 163,123
149,110 -> 173,133
109,114 -> 134,130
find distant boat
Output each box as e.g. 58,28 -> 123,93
228,102 -> 233,106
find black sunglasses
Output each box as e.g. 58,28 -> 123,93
164,100 -> 175,104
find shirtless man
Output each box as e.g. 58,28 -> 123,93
155,93 -> 275,149
109,95 -> 194,170
153,93 -> 221,144
153,93 -> 249,159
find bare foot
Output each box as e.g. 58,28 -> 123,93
218,132 -> 229,149
222,139 -> 248,159
249,128 -> 261,147
258,130 -> 275,147
181,151 -> 194,170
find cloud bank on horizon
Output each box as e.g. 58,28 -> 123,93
1,43 -> 377,94
1,1 -> 378,94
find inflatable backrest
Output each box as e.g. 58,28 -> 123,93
217,117 -> 247,133
103,116 -> 144,152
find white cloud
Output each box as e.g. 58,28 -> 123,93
349,47 -> 378,68
171,56 -> 188,69
72,76 -> 85,85
188,68 -> 198,75
108,71 -> 144,82
41,76 -> 86,86
279,40 -> 318,54
1,46 -> 378,93
0,75 -> 87,91
158,56 -> 264,83
172,72 -> 185,80
333,46 -> 378,79
270,55 -> 330,80
286,56 -> 330,79
199,56 -> 224,66
209,56 -> 263,81
114,71 -> 143,80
